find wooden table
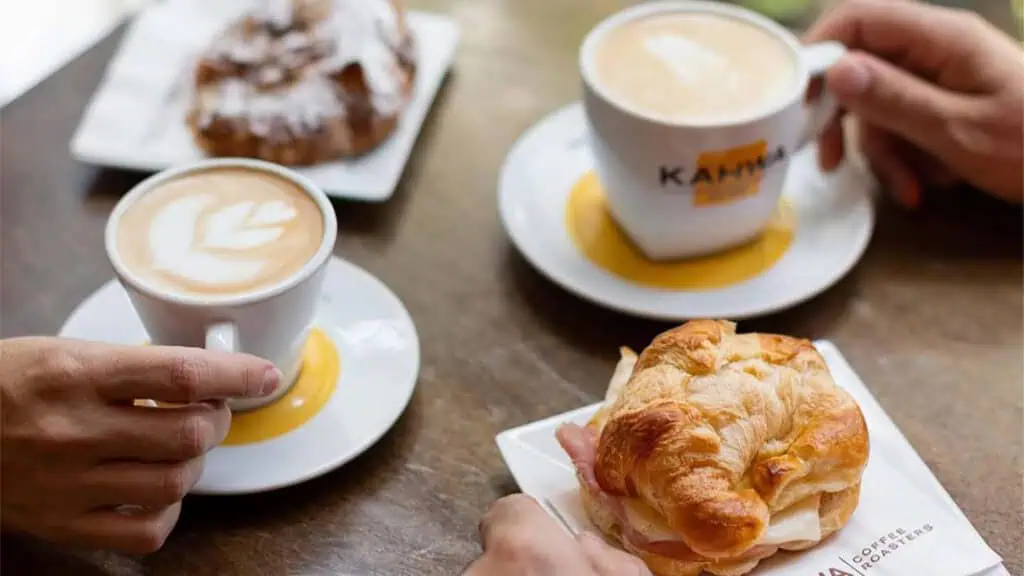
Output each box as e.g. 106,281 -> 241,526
2,1 -> 1021,574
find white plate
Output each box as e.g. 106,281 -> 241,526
498,103 -> 876,320
495,341 -> 1008,576
59,257 -> 421,494
70,0 -> 460,202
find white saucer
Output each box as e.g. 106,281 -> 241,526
59,257 -> 420,494
70,0 -> 460,202
498,103 -> 877,320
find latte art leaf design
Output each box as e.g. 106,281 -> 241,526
149,196 -> 300,287
201,200 -> 298,251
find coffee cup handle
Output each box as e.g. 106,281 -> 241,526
798,41 -> 847,148
205,321 -> 238,354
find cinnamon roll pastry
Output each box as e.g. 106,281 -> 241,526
188,0 -> 416,165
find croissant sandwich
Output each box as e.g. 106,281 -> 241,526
556,320 -> 870,576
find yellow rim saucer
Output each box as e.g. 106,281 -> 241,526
59,257 -> 420,495
498,103 -> 876,320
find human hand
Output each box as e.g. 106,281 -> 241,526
0,337 -> 280,554
464,494 -> 651,575
806,0 -> 1024,207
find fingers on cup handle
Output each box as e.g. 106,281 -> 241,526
94,344 -> 281,403
71,502 -> 183,555
825,53 -> 965,151
800,42 -> 846,148
817,115 -> 846,172
803,64 -> 846,172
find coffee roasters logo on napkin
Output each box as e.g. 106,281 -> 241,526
657,140 -> 787,206
811,523 -> 936,575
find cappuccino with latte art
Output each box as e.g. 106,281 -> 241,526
106,159 -> 337,411
115,167 -> 324,298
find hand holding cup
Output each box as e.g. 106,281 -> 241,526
0,337 -> 279,553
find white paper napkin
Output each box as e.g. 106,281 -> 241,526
496,341 -> 1008,576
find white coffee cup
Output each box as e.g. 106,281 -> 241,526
105,158 -> 338,411
581,1 -> 846,260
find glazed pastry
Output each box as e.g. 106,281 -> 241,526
557,320 -> 870,576
188,0 -> 416,165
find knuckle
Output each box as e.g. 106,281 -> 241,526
34,413 -> 86,451
167,356 -> 208,401
489,530 -> 536,562
176,414 -> 210,457
486,524 -> 548,565
35,349 -> 89,394
480,495 -> 520,530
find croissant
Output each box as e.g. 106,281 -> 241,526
557,320 -> 870,576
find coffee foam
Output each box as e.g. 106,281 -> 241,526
592,12 -> 797,122
642,32 -> 728,86
116,168 -> 324,298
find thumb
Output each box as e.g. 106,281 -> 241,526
826,52 -> 965,154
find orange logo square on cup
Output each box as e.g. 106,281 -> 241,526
692,140 -> 769,207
